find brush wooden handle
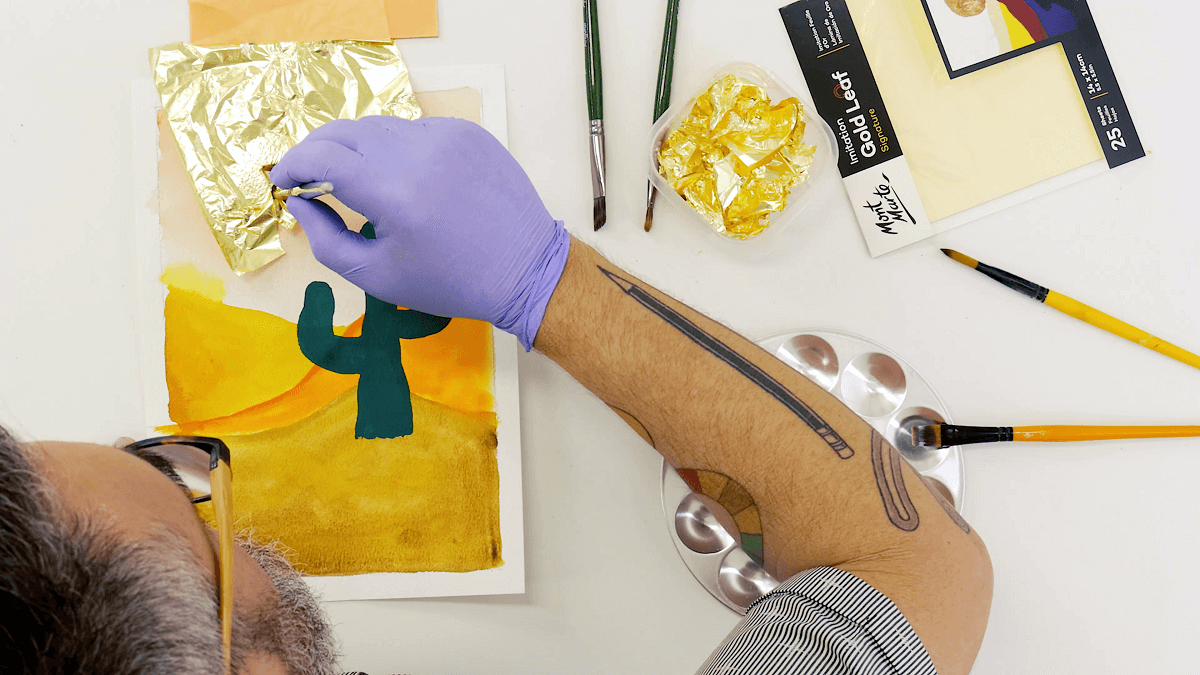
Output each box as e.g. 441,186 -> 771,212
1012,425 -> 1200,442
1043,291 -> 1200,370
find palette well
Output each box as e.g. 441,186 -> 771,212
661,329 -> 963,613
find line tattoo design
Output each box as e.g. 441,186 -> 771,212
871,431 -> 918,532
599,267 -> 853,459
609,404 -> 656,448
923,476 -> 971,534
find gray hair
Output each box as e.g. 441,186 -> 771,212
0,427 -> 339,674
0,427 -> 233,672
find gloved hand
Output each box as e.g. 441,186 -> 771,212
271,116 -> 571,351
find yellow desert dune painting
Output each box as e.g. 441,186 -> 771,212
163,263 -> 503,576
142,90 -> 524,599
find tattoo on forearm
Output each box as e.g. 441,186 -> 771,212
871,431 -> 919,532
677,468 -> 765,565
609,405 -> 656,447
923,476 -> 971,534
599,267 -> 852,459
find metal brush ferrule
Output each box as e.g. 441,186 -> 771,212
590,119 -> 606,199
941,425 -> 1014,447
976,263 -> 1050,302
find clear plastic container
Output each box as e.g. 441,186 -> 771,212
647,62 -> 838,245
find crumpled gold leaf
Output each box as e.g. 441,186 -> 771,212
151,41 -> 422,274
658,74 -> 815,239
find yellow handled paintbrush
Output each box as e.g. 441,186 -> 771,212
913,424 -> 1200,448
941,249 -> 1200,371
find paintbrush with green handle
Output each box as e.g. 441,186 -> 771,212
645,0 -> 681,233
584,0 -> 606,231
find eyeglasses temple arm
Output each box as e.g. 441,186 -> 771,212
210,459 -> 234,674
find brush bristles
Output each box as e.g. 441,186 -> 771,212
910,424 -> 942,448
940,248 -> 979,269
593,197 -> 607,231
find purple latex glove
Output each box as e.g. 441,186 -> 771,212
271,116 -> 570,351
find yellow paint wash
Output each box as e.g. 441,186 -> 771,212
162,263 -> 225,301
162,264 -> 496,434
402,318 -> 495,414
200,388 -> 502,575
164,265 -> 316,423
162,347 -> 361,436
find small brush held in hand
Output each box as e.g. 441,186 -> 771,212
912,424 -> 1200,449
273,181 -> 334,201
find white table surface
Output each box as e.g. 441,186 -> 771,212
2,1 -> 1197,673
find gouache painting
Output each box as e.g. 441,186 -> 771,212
921,0 -> 1084,76
135,79 -> 524,600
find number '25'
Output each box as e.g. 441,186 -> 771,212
1108,127 -> 1127,151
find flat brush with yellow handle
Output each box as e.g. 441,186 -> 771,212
913,424 -> 1200,449
941,249 -> 1200,371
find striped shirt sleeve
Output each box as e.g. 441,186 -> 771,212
695,567 -> 937,675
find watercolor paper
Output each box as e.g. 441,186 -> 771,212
133,68 -> 523,600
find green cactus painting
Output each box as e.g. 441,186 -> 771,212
297,223 -> 451,439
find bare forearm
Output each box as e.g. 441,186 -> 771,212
535,238 -> 991,674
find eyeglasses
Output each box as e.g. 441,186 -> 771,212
126,436 -> 234,674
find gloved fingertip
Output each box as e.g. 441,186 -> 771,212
269,162 -> 292,189
272,140 -> 364,191
287,198 -> 374,274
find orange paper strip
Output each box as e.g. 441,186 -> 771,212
189,0 -> 392,45
385,0 -> 439,39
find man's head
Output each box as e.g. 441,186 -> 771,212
0,425 -> 339,674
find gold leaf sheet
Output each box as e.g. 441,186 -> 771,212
151,41 -> 422,274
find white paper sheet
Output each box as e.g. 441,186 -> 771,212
131,64 -> 525,601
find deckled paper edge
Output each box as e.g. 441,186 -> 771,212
132,80 -> 171,438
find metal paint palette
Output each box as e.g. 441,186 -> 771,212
661,330 -> 964,614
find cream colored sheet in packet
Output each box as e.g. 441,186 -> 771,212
849,0 -> 1104,222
